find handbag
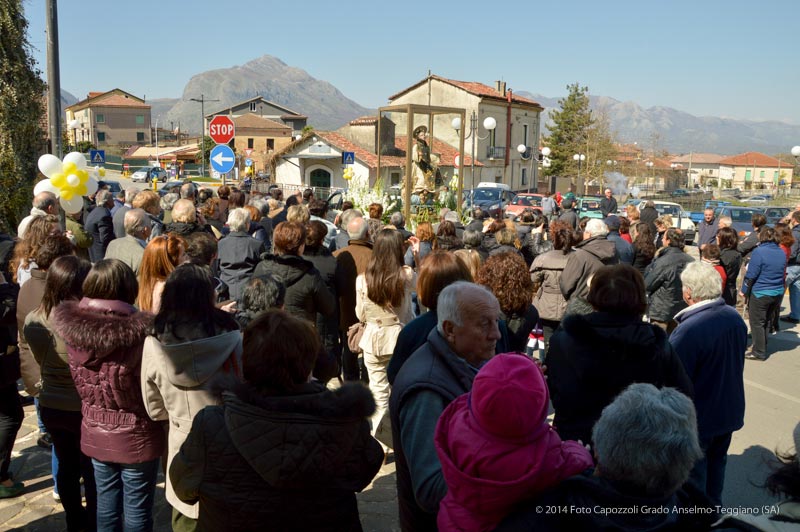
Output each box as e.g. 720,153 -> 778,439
346,321 -> 366,354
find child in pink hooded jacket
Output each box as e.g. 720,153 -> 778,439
435,353 -> 593,532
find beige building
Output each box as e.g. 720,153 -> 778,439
229,114 -> 293,174
387,75 -> 544,191
718,152 -> 794,191
65,89 -> 151,147
670,153 -> 725,187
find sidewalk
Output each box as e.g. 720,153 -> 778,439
0,396 -> 399,531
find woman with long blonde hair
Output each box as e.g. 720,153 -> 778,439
137,233 -> 185,313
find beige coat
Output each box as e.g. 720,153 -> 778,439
141,329 -> 242,518
530,249 -> 572,322
355,266 -> 415,357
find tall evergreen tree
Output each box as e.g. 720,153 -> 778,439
0,0 -> 46,232
542,83 -> 595,194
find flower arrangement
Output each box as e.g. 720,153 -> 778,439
343,171 -> 398,223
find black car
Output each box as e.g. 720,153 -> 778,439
762,206 -> 790,225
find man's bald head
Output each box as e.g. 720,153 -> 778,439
347,216 -> 368,240
172,199 -> 197,223
33,191 -> 58,214
124,208 -> 150,238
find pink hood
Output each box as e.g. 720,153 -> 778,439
434,353 -> 593,531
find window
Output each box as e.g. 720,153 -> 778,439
136,132 -> 145,142
523,124 -> 529,147
774,171 -> 779,180
247,138 -> 254,149
267,139 -> 275,151
391,172 -> 401,186
135,115 -> 144,125
249,102 -> 256,112
97,132 -> 105,142
760,170 -> 765,179
521,168 -> 527,185
96,113 -> 105,124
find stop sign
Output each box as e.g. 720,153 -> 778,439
208,116 -> 235,144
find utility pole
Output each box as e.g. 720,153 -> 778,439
190,94 -> 219,178
46,0 -> 61,156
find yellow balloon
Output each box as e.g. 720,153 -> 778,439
61,189 -> 74,200
51,172 -> 66,188
76,184 -> 87,196
77,169 -> 89,184
98,168 -> 106,177
63,162 -> 77,176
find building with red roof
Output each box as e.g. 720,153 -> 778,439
65,89 -> 151,147
718,152 -> 794,190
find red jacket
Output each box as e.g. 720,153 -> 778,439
52,298 -> 165,464
434,354 -> 592,531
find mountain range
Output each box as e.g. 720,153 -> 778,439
64,55 -> 798,155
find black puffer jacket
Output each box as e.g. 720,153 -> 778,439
644,246 -> 694,322
253,254 -> 336,323
170,381 -> 384,532
546,312 -> 693,444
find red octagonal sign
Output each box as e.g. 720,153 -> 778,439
208,115 -> 235,144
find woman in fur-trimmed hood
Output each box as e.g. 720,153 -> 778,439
170,310 -> 384,532
51,259 -> 165,532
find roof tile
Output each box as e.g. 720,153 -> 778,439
718,152 -> 788,167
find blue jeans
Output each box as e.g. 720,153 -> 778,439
689,432 -> 732,507
787,265 -> 800,319
92,458 -> 159,532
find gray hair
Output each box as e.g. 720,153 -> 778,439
462,229 -> 483,248
718,216 -> 732,228
436,282 -> 496,335
585,218 -> 609,238
340,208 -> 363,230
389,211 -> 405,228
32,191 -> 57,211
124,188 -> 139,204
160,192 -> 179,211
443,210 -> 460,224
645,200 -> 656,209
249,198 -> 269,218
592,383 -> 702,498
172,199 -> 196,223
180,182 -> 196,200
680,261 -> 721,301
346,216 -> 368,240
227,208 -> 251,233
95,189 -> 113,207
124,208 -> 149,236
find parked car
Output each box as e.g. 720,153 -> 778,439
713,206 -> 763,238
463,182 -> 515,214
670,188 -> 691,198
158,180 -> 189,197
637,200 -> 697,244
504,193 -> 543,218
99,180 -> 122,196
574,196 -> 605,219
741,195 -> 769,205
131,166 -> 168,183
762,206 -> 791,225
688,200 -> 732,224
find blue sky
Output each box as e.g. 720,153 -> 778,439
23,0 -> 799,124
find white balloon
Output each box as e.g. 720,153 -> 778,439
66,174 -> 80,187
38,154 -> 62,178
63,151 -> 87,170
60,195 -> 85,214
33,179 -> 60,196
85,177 -> 98,196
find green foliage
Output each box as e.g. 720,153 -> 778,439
0,0 -> 46,233
199,136 -> 216,165
543,83 -> 594,180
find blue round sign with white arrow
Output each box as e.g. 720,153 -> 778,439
210,144 -> 236,174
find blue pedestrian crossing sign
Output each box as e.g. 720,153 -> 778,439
342,151 -> 355,165
210,144 -> 235,174
90,150 -> 105,164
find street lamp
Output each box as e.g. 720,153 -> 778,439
189,94 -> 220,178
452,112 -> 497,190
573,153 -> 586,194
517,144 -> 550,193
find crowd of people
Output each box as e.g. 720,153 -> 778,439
0,181 -> 798,531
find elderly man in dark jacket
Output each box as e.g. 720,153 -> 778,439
560,219 -> 618,302
645,227 -> 694,332
557,198 -> 579,230
390,282 -> 502,532
217,208 -> 265,301
84,190 -> 115,263
696,208 -> 718,251
599,188 -> 618,218
670,261 -> 747,507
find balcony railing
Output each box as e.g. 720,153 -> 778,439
486,146 -> 505,160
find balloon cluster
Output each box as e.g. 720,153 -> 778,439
35,152 -> 102,213
343,167 -> 354,181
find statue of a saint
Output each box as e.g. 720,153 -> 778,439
409,125 -> 441,204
